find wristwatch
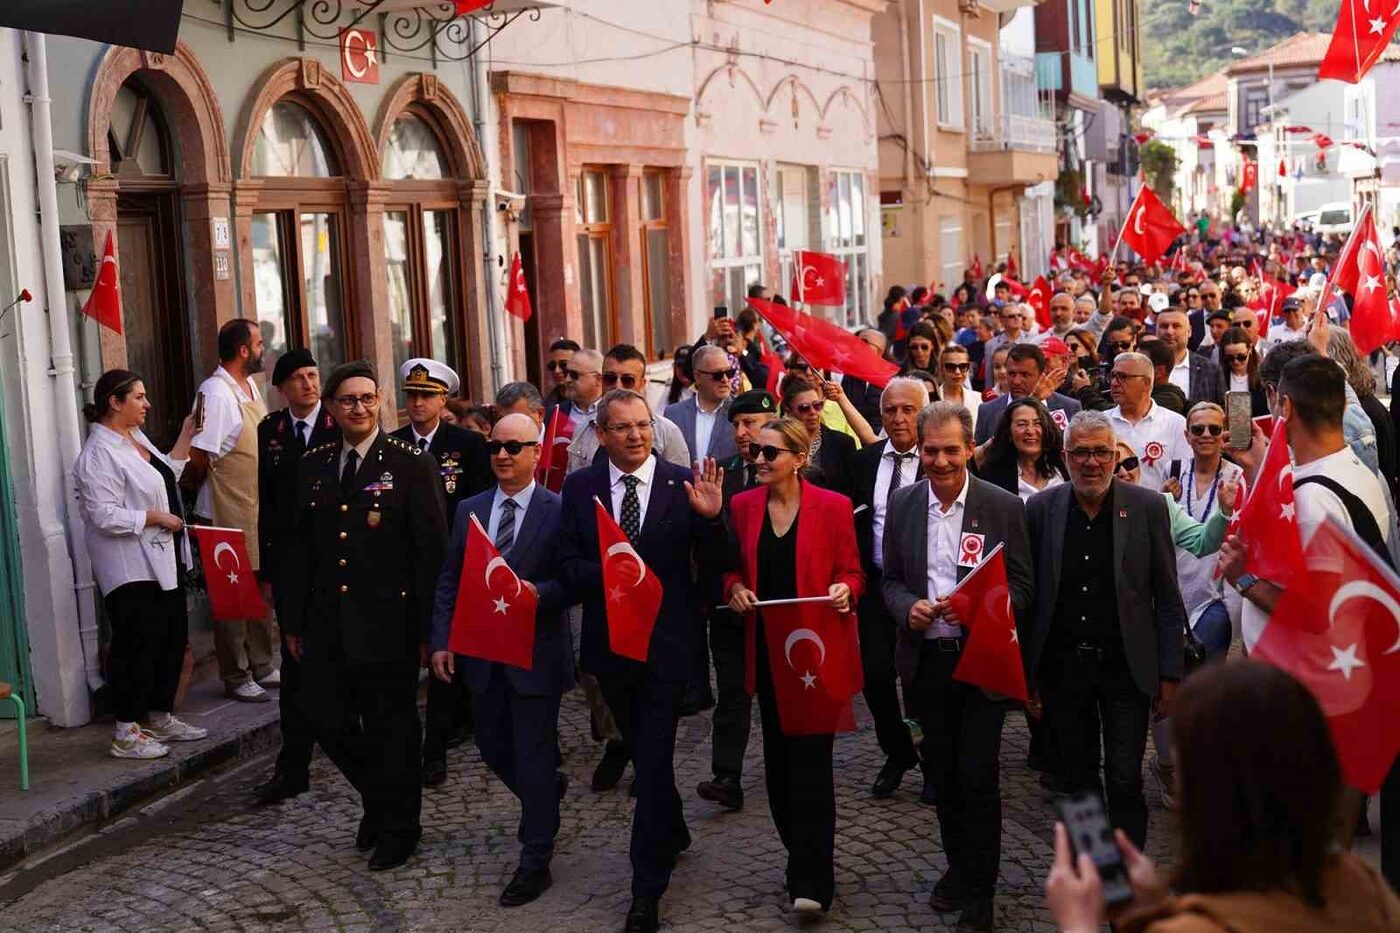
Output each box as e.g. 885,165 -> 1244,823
1232,573 -> 1260,596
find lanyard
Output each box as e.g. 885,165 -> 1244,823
1184,459 -> 1221,522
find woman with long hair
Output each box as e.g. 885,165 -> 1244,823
974,398 -> 1068,500
901,321 -> 940,375
781,378 -> 856,498
1215,325 -> 1269,417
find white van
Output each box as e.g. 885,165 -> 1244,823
1311,202 -> 1355,236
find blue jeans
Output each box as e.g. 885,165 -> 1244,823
1191,600 -> 1231,661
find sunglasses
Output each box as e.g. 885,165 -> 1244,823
546,359 -> 570,372
1225,352 -> 1250,363
1115,456 -> 1141,473
1109,341 -> 1134,351
942,361 -> 971,373
486,439 -> 539,456
695,367 -> 738,382
602,372 -> 641,389
747,443 -> 799,462
1189,423 -> 1224,437
791,400 -> 826,415
565,369 -> 598,381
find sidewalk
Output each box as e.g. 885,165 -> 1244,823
0,677 -> 281,871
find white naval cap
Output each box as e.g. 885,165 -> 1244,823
399,357 -> 460,396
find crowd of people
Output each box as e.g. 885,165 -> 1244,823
67,219 -> 1400,932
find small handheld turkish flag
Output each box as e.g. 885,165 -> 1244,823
1319,0 -> 1400,83
1252,518 -> 1400,793
535,405 -> 574,493
505,251 -> 532,321
82,230 -> 123,335
190,526 -> 266,621
1027,275 -> 1052,331
944,544 -> 1028,702
1325,205 -> 1399,354
1118,186 -> 1186,267
749,297 -> 898,388
1234,418 -> 1306,588
448,515 -> 537,669
790,250 -> 847,306
758,602 -> 863,735
595,497 -> 662,662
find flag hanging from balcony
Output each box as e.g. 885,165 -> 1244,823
505,252 -> 532,321
82,231 -> 124,335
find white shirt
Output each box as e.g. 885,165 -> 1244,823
488,482 -> 537,544
411,422 -> 440,451
941,385 -> 981,421
1264,321 -> 1307,354
1229,372 -> 1250,393
191,366 -> 258,517
694,402 -> 720,461
1017,470 -> 1064,503
872,440 -> 920,569
1168,353 -> 1191,397
608,454 -> 658,530
73,424 -> 191,593
339,428 -> 380,478
1174,459 -> 1243,615
569,397 -> 599,434
925,474 -> 970,639
290,401 -> 323,446
1107,401 -> 1190,491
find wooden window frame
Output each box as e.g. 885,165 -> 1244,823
639,168 -> 670,360
577,166 -> 617,349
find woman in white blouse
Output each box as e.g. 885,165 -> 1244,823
73,369 -> 208,760
972,398 -> 1068,502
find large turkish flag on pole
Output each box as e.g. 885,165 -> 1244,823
748,296 -> 899,388
1319,0 -> 1400,83
447,516 -> 537,669
944,544 -> 1028,702
595,497 -> 662,662
535,406 -> 574,493
1117,186 -> 1186,266
757,602 -> 863,735
190,526 -> 267,622
1325,204 -> 1400,354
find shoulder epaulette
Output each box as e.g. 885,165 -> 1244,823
385,435 -> 419,454
261,411 -> 278,423
305,441 -> 337,458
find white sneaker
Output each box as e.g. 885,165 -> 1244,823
257,668 -> 281,688
792,898 -> 824,915
144,713 -> 208,742
228,680 -> 271,703
110,723 -> 170,760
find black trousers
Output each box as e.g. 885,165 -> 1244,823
598,670 -> 688,898
1383,755 -> 1400,890
755,623 -> 836,908
908,639 -> 1006,900
423,670 -> 474,764
1038,639 -> 1151,848
859,576 -> 918,768
271,586 -> 316,783
305,657 -> 423,843
474,667 -> 562,872
104,581 -> 187,724
709,608 -> 753,778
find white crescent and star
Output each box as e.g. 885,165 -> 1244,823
212,540 -> 240,584
1327,579 -> 1400,655
1132,205 -> 1147,237
484,555 -> 522,597
342,29 -> 377,79
605,541 -> 648,588
784,628 -> 827,690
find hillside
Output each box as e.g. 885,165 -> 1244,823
1143,0 -> 1336,90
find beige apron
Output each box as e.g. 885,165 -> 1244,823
207,374 -> 266,570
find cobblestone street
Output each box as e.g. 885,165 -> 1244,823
0,690 -> 1178,932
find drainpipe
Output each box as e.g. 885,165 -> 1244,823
468,16 -> 505,394
24,32 -> 104,696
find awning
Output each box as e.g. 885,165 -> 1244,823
0,0 -> 184,54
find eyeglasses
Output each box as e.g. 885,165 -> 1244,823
942,361 -> 971,373
545,359 -> 571,372
1237,319 -> 1255,328
695,367 -> 738,382
1068,447 -> 1117,464
1189,423 -> 1224,437
748,443 -> 799,462
602,420 -> 652,436
1114,456 -> 1141,473
791,400 -> 826,415
334,394 -> 378,411
565,369 -> 599,381
601,372 -> 641,389
1108,370 -> 1146,382
1225,352 -> 1250,363
486,439 -> 539,456
1109,340 -> 1134,352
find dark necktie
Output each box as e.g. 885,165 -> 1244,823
295,420 -> 308,449
887,450 -> 915,506
340,450 -> 359,501
417,437 -> 428,452
496,498 -> 517,553
745,464 -> 758,488
620,474 -> 642,542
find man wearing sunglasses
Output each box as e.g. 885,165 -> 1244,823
565,345 -> 691,478
547,347 -> 604,436
543,338 -> 580,408
666,345 -> 737,465
842,328 -> 890,430
1106,352 -> 1190,491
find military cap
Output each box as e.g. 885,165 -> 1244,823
728,389 -> 777,421
400,357 -> 460,396
271,348 -> 317,386
323,359 -> 377,398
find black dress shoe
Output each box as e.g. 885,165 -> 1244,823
871,756 -> 917,798
557,771 -> 569,801
368,829 -> 421,871
696,773 -> 744,811
928,872 -> 966,912
421,759 -> 447,787
592,741 -> 629,791
499,866 -> 552,907
355,815 -> 380,852
251,771 -> 308,804
957,898 -> 995,931
623,895 -> 660,933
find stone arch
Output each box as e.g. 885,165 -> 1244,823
695,63 -> 765,117
372,73 -> 487,180
234,58 -> 379,180
763,75 -> 822,125
821,85 -> 874,141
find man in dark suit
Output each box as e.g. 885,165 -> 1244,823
391,358 -> 493,786
252,349 -> 340,804
1155,307 -> 1223,408
282,360 -> 448,871
665,344 -> 737,464
850,377 -> 928,800
558,389 -> 725,933
974,343 -> 1081,443
881,401 -> 1035,932
1025,409 -> 1185,849
428,413 -> 572,907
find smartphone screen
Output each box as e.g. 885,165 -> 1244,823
1225,391 -> 1252,450
1054,791 -> 1133,906
713,306 -> 728,319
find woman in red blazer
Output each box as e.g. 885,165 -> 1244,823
724,416 -> 865,916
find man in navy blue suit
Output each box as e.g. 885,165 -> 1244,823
428,413 -> 572,907
558,389 -> 725,933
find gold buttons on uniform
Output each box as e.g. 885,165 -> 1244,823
340,504 -> 348,513
339,531 -> 347,540
338,559 -> 347,567
340,584 -> 349,593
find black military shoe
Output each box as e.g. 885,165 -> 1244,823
500,867 -> 552,907
251,771 -> 308,805
696,773 -> 744,811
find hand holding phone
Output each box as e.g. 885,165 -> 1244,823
1053,791 -> 1134,907
1225,391 -> 1251,450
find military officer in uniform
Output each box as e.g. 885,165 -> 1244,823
282,360 -> 448,871
390,358 -> 492,786
252,349 -> 340,804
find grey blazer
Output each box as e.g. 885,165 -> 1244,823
975,391 -> 1082,444
880,475 -> 1035,690
1183,350 -> 1223,409
1024,479 -> 1186,697
665,396 -> 737,464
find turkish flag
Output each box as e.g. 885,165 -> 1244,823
1066,247 -> 1095,273
1326,206 -> 1400,354
505,251 -> 532,321
790,250 -> 847,306
1252,518 -> 1400,793
748,297 -> 899,388
190,526 -> 267,622
595,497 -> 662,662
82,230 -> 123,334
1241,160 -> 1258,193
1313,133 -> 1334,150
448,516 -> 537,669
1279,158 -> 1288,177
1319,0 -> 1400,83
757,602 -> 863,735
1005,250 -> 1018,278
945,544 -> 1028,702
756,331 -> 783,396
1119,186 -> 1187,267
1026,275 -> 1053,331
536,405 -> 574,493
1233,419 -> 1306,588
1002,277 -> 1029,300
970,254 -> 984,279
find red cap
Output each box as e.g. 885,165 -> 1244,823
1040,336 -> 1071,357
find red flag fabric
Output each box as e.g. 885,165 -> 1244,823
82,230 -> 123,334
1027,275 -> 1052,331
1066,247 -> 1096,273
757,332 -> 783,397
1312,133 -> 1334,150
749,296 -> 899,388
1048,247 -> 1066,272
944,544 -> 1028,702
1240,160 -> 1258,193
1278,158 -> 1288,177
1327,206 -> 1399,354
1234,419 -> 1306,588
1005,250 -> 1018,278
536,405 -> 574,493
790,250 -> 847,306
1252,518 -> 1400,793
1002,276 -> 1029,299
1119,186 -> 1187,267
190,526 -> 267,621
448,515 -> 537,669
595,497 -> 662,662
1285,124 -> 1314,134
756,602 -> 863,735
454,0 -> 494,12
970,254 -> 984,280
504,251 -> 532,321
1319,0 -> 1400,83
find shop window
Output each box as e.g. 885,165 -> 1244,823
826,170 -> 871,327
576,168 -> 614,350
706,161 -> 762,314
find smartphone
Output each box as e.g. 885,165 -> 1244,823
713,305 -> 729,319
192,391 -> 206,434
1054,791 -> 1133,907
1226,391 -> 1252,450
